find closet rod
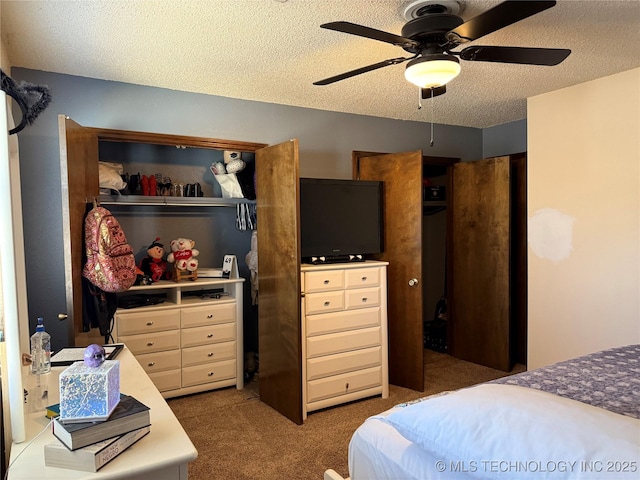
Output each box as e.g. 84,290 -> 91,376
86,196 -> 254,208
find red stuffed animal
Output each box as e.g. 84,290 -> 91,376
139,237 -> 168,282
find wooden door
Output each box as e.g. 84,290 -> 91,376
355,151 -> 424,391
59,115 -> 100,346
255,139 -> 303,424
449,156 -> 511,371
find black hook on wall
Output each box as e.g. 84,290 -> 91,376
1,69 -> 52,135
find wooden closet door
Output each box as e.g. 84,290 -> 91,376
59,115 -> 100,344
255,139 -> 303,424
356,151 -> 424,391
450,156 -> 511,371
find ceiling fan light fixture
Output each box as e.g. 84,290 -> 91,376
404,55 -> 460,88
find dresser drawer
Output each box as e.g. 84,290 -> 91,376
136,349 -> 181,374
148,369 -> 182,393
304,270 -> 345,293
116,309 -> 180,336
305,291 -> 344,315
345,267 -> 380,289
181,302 -> 236,328
306,326 -> 381,358
344,287 -> 381,311
307,346 -> 381,381
307,366 -> 382,403
119,329 -> 181,355
181,322 -> 236,348
306,307 -> 380,337
182,341 -> 236,367
182,359 -> 236,387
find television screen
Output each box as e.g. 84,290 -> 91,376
299,178 -> 384,261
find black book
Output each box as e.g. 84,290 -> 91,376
52,395 -> 150,451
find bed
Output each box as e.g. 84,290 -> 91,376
325,344 -> 640,480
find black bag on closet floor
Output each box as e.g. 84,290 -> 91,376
424,295 -> 448,352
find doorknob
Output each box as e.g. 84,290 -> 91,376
408,278 -> 419,287
58,313 -> 68,321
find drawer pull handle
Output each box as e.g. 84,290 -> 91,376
208,372 -> 215,377
146,321 -> 154,326
207,333 -> 214,338
207,314 -> 213,319
207,352 -> 214,357
148,362 -> 155,367
323,279 -> 330,285
345,382 -> 349,391
361,297 -> 368,302
361,276 -> 367,281
324,301 -> 330,307
147,342 -> 154,346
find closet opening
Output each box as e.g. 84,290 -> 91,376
422,162 -> 449,355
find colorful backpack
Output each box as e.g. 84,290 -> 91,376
82,206 -> 136,293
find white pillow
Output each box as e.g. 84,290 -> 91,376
385,384 -> 640,480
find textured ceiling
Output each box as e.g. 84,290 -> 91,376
2,0 -> 639,128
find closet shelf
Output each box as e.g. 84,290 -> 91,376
97,194 -> 255,207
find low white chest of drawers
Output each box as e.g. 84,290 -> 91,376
301,261 -> 389,420
113,277 -> 244,398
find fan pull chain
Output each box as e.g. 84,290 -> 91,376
430,88 -> 435,147
417,87 -> 435,146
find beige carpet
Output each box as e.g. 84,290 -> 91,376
168,350 -> 523,480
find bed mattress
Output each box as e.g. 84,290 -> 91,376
348,345 -> 640,480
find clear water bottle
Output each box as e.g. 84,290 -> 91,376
30,317 -> 51,374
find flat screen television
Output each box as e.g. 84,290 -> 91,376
299,178 -> 384,262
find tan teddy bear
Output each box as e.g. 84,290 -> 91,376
167,238 -> 199,272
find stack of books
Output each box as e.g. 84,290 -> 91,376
44,394 -> 151,472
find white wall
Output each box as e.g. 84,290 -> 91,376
1,36 -> 10,73
1,35 -> 7,330
527,68 -> 640,369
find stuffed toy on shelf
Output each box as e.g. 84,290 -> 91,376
139,237 -> 169,283
167,237 -> 199,281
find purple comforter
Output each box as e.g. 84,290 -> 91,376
491,344 -> 640,419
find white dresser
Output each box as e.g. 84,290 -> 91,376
301,261 -> 389,419
113,277 -> 244,398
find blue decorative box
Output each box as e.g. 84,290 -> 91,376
59,360 -> 120,423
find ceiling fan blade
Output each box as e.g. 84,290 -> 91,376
459,45 -> 571,66
321,21 -> 419,49
313,57 -> 411,86
421,85 -> 446,99
446,1 -> 557,44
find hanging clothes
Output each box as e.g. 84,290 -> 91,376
245,230 -> 258,305
236,202 -> 256,231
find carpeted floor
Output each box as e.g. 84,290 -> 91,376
168,350 -> 524,480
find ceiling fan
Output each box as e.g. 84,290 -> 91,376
313,0 -> 571,99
